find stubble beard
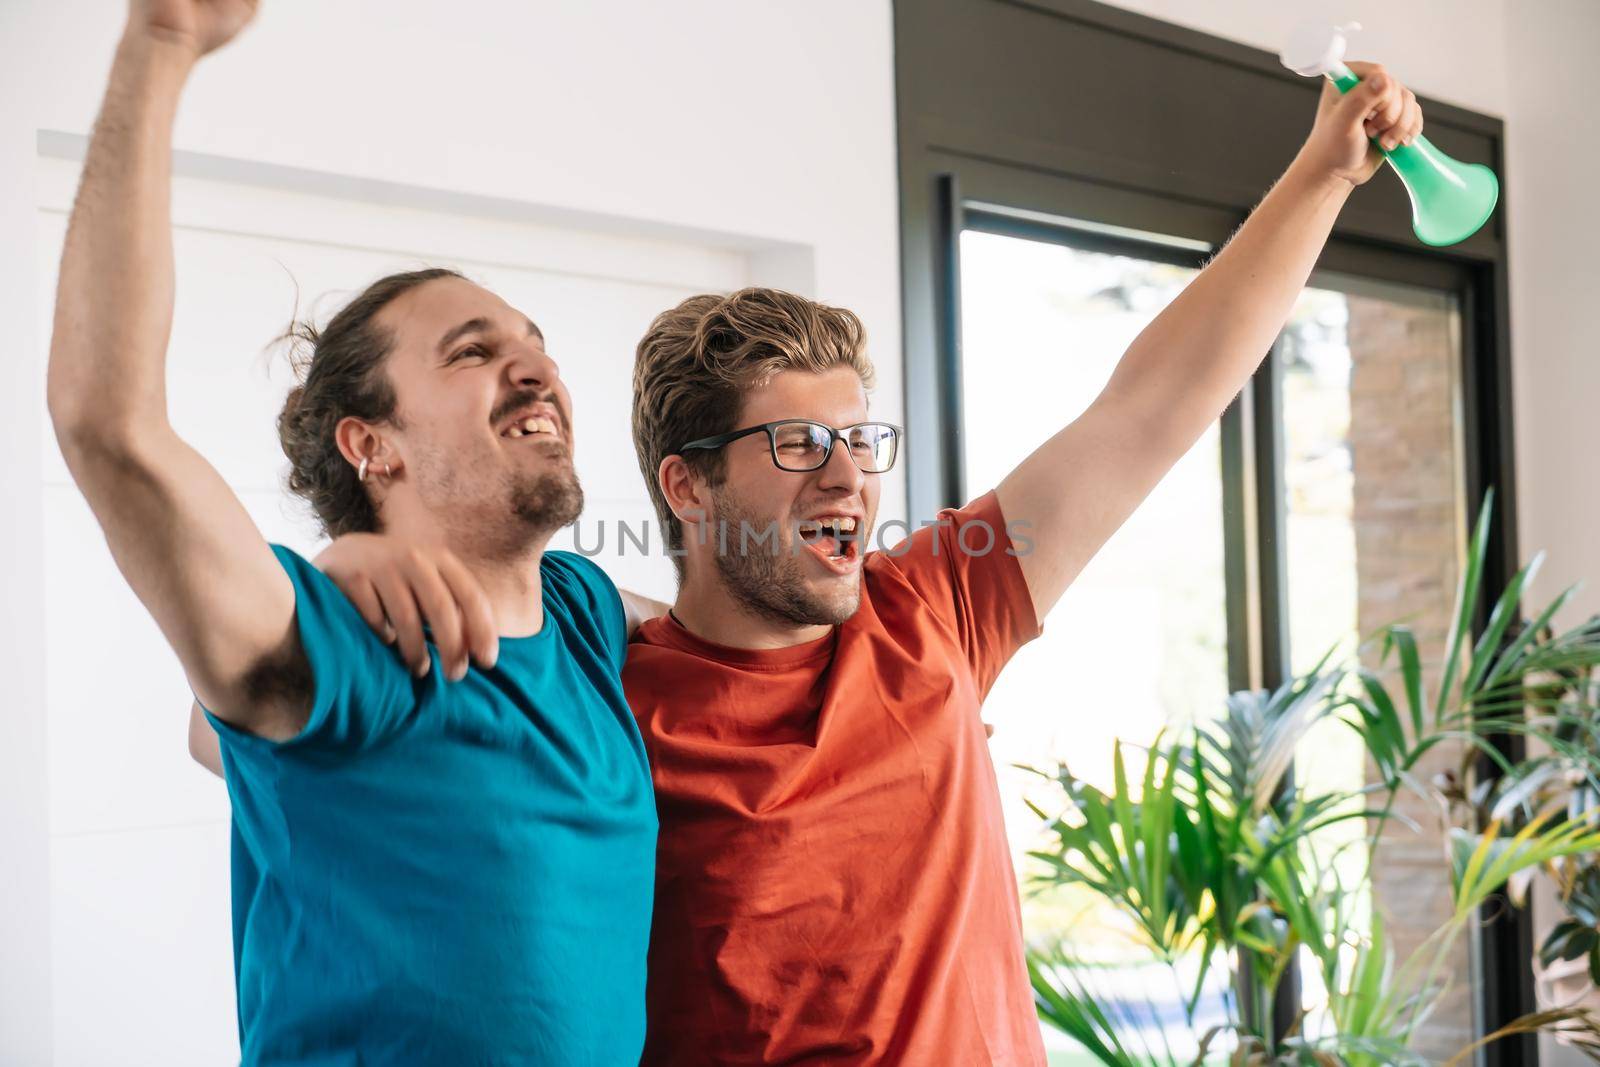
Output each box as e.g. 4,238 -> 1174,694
707,486 -> 861,629
418,444 -> 585,559
507,458 -> 584,543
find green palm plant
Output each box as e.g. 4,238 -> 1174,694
1025,491 -> 1600,1065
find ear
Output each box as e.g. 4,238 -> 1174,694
334,416 -> 404,479
658,454 -> 712,537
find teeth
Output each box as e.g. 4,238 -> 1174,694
798,517 -> 860,546
505,414 -> 558,439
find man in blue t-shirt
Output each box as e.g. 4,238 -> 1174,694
46,3 -> 656,1063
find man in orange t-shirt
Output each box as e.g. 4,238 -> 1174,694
281,63 -> 1422,1064
625,480 -> 1043,1063
622,66 -> 1414,1062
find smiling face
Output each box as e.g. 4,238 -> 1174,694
697,366 -> 881,627
363,276 -> 582,555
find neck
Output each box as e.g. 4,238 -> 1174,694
671,566 -> 832,650
384,500 -> 549,637
455,545 -> 547,638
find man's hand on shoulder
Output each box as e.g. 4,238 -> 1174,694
315,534 -> 499,683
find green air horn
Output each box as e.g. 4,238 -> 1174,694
1281,22 -> 1499,247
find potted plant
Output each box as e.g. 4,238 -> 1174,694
1023,493 -> 1600,1065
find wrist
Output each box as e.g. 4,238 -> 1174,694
113,27 -> 201,85
1283,153 -> 1357,200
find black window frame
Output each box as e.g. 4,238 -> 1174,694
895,1 -> 1526,1062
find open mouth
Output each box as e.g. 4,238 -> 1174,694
500,414 -> 561,443
797,516 -> 862,568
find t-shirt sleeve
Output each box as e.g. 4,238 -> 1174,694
874,490 -> 1041,699
202,544 -> 419,758
542,550 -> 628,671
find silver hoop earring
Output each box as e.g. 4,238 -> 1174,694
384,463 -> 393,478
357,457 -> 370,483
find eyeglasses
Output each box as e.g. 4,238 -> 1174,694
679,420 -> 902,474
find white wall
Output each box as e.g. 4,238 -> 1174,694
1103,0 -> 1511,114
1503,0 -> 1600,623
1,2 -> 900,1063
1500,10 -> 1600,1059
0,7 -> 52,1064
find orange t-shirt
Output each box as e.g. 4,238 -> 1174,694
625,491 -> 1046,1065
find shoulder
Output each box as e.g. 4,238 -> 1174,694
543,550 -> 619,603
859,491 -> 1022,617
263,543 -> 408,669
629,614 -> 674,650
267,542 -> 317,581
267,544 -> 369,634
542,550 -> 626,648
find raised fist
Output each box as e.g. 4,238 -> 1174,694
1298,61 -> 1424,188
128,0 -> 259,58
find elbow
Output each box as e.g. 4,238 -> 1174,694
45,348 -> 100,444
46,373 -> 91,449
48,399 -> 130,460
48,395 -> 164,477
49,391 -> 112,463
47,357 -> 157,462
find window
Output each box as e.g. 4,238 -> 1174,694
1279,276 -> 1470,1049
955,221 -> 1479,1061
897,2 -> 1517,1054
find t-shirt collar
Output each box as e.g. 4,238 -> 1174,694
656,609 -> 837,669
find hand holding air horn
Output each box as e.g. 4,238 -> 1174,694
1281,22 -> 1499,246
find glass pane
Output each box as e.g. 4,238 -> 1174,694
958,228 -> 1228,1062
1279,274 -> 1470,1058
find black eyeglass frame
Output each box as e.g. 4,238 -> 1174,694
677,419 -> 904,473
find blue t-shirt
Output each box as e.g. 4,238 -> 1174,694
206,547 -> 657,1066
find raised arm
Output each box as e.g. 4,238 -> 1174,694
47,1 -> 307,740
996,64 -> 1420,622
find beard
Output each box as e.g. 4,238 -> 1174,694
410,439 -> 584,558
707,485 -> 861,628
511,461 -> 584,536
